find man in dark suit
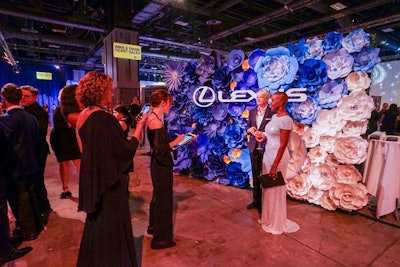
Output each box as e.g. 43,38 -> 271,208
0,128 -> 32,265
0,83 -> 42,241
20,85 -> 52,225
246,89 -> 275,213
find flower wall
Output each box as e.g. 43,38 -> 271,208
164,29 -> 379,211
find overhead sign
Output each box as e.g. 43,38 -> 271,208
36,72 -> 52,80
113,42 -> 142,60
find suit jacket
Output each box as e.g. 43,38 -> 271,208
24,102 -> 50,155
0,108 -> 40,178
247,107 -> 275,153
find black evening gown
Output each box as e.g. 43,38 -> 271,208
77,110 -> 138,267
147,127 -> 174,246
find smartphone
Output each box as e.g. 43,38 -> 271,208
137,104 -> 151,120
172,133 -> 196,150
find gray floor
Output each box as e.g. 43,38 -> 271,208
6,141 -> 400,267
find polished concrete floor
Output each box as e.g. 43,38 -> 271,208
6,139 -> 400,267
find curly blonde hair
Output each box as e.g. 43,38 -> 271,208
76,71 -> 114,107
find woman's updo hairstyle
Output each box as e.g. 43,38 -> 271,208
150,89 -> 172,107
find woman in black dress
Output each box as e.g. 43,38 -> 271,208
75,71 -> 146,267
146,89 -> 184,250
49,85 -> 81,199
113,104 -> 133,138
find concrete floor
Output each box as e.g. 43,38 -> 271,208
6,141 -> 400,267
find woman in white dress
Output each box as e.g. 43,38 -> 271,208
254,92 -> 300,235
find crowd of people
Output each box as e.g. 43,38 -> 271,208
1,70 -> 400,265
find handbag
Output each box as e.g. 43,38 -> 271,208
259,171 -> 285,188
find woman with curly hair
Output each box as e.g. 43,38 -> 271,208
75,71 -> 145,267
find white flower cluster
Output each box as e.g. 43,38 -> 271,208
286,90 -> 374,211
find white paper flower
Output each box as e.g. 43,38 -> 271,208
341,29 -> 370,53
333,136 -> 368,164
286,173 -> 311,200
287,132 -> 307,179
319,191 -> 337,211
345,71 -> 371,92
308,163 -> 336,190
307,186 -> 324,205
324,153 -> 340,167
319,135 -> 336,153
329,183 -> 369,211
308,146 -> 327,165
336,91 -> 375,122
341,120 -> 368,137
312,109 -> 346,137
336,165 -> 362,184
293,122 -> 309,136
302,127 -> 320,148
305,37 -> 324,60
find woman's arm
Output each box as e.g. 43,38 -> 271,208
269,129 -> 291,176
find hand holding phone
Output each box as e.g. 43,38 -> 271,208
136,104 -> 151,121
172,133 -> 197,150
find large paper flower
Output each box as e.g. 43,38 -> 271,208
312,109 -> 346,137
336,91 -> 375,122
341,120 -> 368,137
288,38 -> 307,64
164,61 -> 184,91
333,136 -> 368,164
345,71 -> 371,92
226,162 -> 248,188
204,154 -> 226,180
329,183 -> 369,211
227,49 -> 245,70
297,59 -> 328,87
322,31 -> 343,53
336,165 -> 362,185
210,135 -> 229,156
307,186 -> 324,205
323,48 -> 354,79
287,96 -> 321,124
212,66 -> 232,89
308,163 -> 336,190
302,126 -> 320,148
286,173 -> 311,200
316,78 -> 348,109
308,146 -> 328,165
319,135 -> 336,153
341,29 -> 370,53
305,37 -> 324,60
248,48 -> 265,69
319,191 -> 337,211
254,46 -> 299,91
352,46 -> 381,73
223,123 -> 246,149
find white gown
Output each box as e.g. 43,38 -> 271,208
259,114 -> 300,235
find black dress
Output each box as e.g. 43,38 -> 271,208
77,110 -> 138,267
147,124 -> 174,248
50,106 -> 81,162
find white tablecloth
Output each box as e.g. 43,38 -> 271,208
362,139 -> 400,218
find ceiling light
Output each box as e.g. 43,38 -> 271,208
206,19 -> 221,26
330,2 -> 347,11
21,27 -> 38,34
244,37 -> 256,41
149,46 -> 161,51
49,44 -> 60,49
381,28 -> 394,33
174,20 -> 188,27
52,28 -> 66,34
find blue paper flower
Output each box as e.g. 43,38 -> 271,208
212,66 -> 232,89
254,46 -> 299,90
297,59 -> 328,87
183,60 -> 199,84
210,135 -> 229,156
288,38 -> 307,64
341,29 -> 370,53
164,61 -> 184,91
204,154 -> 226,180
226,162 -> 249,188
287,96 -> 321,124
223,123 -> 246,149
248,48 -> 265,69
316,78 -> 348,108
322,31 -> 343,53
242,69 -> 258,87
227,49 -> 245,70
305,37 -> 324,60
212,102 -> 228,121
352,46 -> 381,73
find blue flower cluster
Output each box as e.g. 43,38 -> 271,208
163,29 -> 380,189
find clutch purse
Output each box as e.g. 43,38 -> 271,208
259,171 -> 285,188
